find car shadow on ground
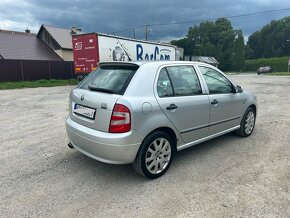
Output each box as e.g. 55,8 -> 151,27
65,132 -> 242,182
174,133 -> 238,162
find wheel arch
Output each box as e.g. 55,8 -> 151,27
249,104 -> 257,115
133,126 -> 177,179
142,126 -> 178,152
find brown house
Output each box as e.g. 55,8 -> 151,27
0,29 -> 62,61
0,28 -> 75,81
37,25 -> 83,61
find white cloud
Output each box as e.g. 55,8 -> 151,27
0,19 -> 39,33
0,0 -> 30,7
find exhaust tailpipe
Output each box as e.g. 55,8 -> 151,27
68,142 -> 74,149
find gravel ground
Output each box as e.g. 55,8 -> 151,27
0,74 -> 289,217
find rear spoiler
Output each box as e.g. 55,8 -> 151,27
99,62 -> 140,68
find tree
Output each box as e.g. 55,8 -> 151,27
171,18 -> 246,71
247,16 -> 290,59
247,31 -> 261,59
214,18 -> 236,70
232,30 -> 245,71
171,38 -> 193,56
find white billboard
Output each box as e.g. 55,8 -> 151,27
98,35 -> 176,62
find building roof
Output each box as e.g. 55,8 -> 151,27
0,29 -> 63,61
191,56 -> 219,64
38,25 -> 83,50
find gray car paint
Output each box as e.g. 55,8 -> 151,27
66,61 -> 257,164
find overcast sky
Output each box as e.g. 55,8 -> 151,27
0,0 -> 289,42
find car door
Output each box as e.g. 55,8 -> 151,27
198,65 -> 243,136
155,65 -> 210,143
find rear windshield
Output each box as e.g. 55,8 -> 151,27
78,65 -> 138,95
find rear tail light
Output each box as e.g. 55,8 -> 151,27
109,104 -> 131,133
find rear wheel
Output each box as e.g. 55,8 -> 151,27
133,131 -> 175,179
235,107 -> 256,137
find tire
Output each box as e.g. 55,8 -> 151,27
235,107 -> 256,137
133,131 -> 175,179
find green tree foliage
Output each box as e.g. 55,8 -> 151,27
247,17 -> 290,59
233,30 -> 246,71
171,18 -> 245,71
171,38 -> 193,56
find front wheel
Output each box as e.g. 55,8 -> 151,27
235,107 -> 256,137
133,131 -> 175,179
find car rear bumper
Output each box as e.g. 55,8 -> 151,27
66,117 -> 143,164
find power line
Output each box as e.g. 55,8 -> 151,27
111,25 -> 145,34
111,7 -> 290,34
149,7 -> 290,27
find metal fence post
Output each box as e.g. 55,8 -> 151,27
20,60 -> 24,81
48,61 -> 51,79
71,62 -> 74,79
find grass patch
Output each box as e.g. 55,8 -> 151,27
0,79 -> 78,90
266,72 -> 290,76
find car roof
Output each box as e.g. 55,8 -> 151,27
99,61 -> 208,67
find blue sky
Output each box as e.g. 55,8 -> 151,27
0,0 -> 289,42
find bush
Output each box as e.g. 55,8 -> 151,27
243,57 -> 289,72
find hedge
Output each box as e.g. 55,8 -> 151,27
242,56 -> 289,72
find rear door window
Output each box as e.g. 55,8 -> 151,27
157,65 -> 202,97
157,68 -> 174,97
79,65 -> 138,95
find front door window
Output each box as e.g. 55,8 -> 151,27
199,66 -> 235,94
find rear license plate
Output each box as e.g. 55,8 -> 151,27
73,104 -> 96,119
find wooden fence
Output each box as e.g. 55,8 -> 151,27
0,60 -> 75,81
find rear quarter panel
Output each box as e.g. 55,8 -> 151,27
119,63 -> 181,142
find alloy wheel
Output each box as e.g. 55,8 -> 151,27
145,138 -> 172,174
245,111 -> 255,135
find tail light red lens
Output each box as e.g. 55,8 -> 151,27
109,104 -> 131,133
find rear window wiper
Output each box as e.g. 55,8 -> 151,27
88,85 -> 115,94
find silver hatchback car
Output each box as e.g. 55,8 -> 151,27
66,61 -> 257,179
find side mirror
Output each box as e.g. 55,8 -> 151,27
236,85 -> 243,93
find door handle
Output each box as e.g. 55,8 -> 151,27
166,104 -> 178,110
211,99 -> 219,105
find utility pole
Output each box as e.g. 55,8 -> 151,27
145,23 -> 148,41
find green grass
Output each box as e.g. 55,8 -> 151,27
0,79 -> 78,90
